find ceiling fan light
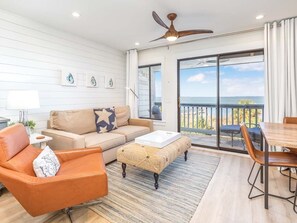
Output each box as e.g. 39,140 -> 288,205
166,36 -> 178,41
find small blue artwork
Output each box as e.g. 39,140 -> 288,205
86,74 -> 99,88
61,70 -> 77,87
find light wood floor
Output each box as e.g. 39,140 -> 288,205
0,148 -> 296,223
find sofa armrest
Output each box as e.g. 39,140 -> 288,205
41,129 -> 85,150
128,118 -> 153,132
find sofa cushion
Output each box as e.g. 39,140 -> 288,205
83,132 -> 125,151
115,106 -> 130,127
94,108 -> 117,133
50,109 -> 96,135
111,125 -> 150,142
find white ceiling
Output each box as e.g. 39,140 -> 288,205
0,0 -> 296,51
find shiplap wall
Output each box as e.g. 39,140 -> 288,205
0,9 -> 126,132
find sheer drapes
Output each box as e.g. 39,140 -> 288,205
264,17 -> 297,123
126,49 -> 138,118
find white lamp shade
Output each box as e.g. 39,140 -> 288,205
7,90 -> 40,110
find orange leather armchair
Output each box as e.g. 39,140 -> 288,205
0,124 -> 108,217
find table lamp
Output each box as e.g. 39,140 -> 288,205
7,90 -> 40,124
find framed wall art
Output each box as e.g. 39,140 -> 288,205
105,75 -> 115,89
86,74 -> 99,88
61,70 -> 77,87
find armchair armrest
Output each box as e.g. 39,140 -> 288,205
128,118 -> 153,132
42,129 -> 85,150
55,147 -> 102,162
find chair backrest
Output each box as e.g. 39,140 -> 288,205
0,124 -> 29,162
0,124 -> 40,176
283,117 -> 297,124
240,123 -> 257,162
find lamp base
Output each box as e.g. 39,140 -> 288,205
19,110 -> 28,124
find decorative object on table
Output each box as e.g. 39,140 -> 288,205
8,120 -> 36,136
89,152 -> 220,223
86,74 -> 99,88
30,133 -> 53,149
6,90 -> 40,124
25,120 -> 36,135
94,108 -> 117,133
105,75 -> 115,88
61,70 -> 77,87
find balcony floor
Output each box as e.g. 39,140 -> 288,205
182,132 -> 260,151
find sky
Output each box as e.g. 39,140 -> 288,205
179,62 -> 264,98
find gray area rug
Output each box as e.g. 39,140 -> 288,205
90,151 -> 220,223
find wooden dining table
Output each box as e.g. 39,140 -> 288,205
260,122 -> 297,209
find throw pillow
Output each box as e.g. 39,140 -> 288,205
33,146 -> 61,177
94,108 -> 117,133
115,105 -> 130,127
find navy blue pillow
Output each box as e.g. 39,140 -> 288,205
94,108 -> 117,133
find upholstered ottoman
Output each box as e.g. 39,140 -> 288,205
117,136 -> 191,189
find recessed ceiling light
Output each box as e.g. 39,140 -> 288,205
72,12 -> 80,18
135,42 -> 140,46
256,14 -> 264,20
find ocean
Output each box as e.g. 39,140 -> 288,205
156,96 -> 264,105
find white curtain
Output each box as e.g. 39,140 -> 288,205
264,17 -> 297,123
126,49 -> 138,118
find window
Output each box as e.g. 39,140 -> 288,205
138,64 -> 162,120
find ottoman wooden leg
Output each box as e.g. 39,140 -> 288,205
184,150 -> 188,161
154,173 -> 159,189
122,163 -> 126,178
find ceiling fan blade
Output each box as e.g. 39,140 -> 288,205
150,35 -> 166,42
178,29 -> 213,37
152,11 -> 169,29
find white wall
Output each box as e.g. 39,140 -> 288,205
138,30 -> 264,131
0,9 -> 126,132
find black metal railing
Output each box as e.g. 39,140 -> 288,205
154,102 -> 264,135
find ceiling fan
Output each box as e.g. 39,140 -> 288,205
151,11 -> 213,42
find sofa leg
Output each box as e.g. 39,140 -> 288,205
184,150 -> 188,161
154,173 -> 159,189
122,163 -> 126,178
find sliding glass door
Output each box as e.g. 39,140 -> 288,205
178,57 -> 218,147
178,50 -> 264,152
219,52 -> 264,150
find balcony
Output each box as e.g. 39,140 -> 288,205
155,102 -> 264,150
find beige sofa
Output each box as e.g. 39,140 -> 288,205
42,106 -> 153,164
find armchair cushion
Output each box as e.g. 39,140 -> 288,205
33,146 -> 60,177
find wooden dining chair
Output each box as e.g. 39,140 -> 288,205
240,123 -> 297,213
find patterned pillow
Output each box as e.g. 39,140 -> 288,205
94,108 -> 117,133
33,146 -> 60,177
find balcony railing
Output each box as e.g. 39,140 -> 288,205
154,102 -> 264,135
